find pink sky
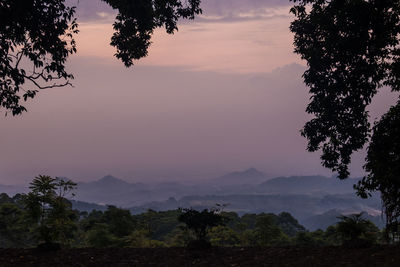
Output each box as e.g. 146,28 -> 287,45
0,0 -> 398,184
75,4 -> 299,73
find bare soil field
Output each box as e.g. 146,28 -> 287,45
0,246 -> 399,267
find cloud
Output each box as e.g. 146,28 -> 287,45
66,0 -> 116,23
198,0 -> 292,23
66,0 -> 292,23
67,0 -> 297,74
74,9 -> 300,74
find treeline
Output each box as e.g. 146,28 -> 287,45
0,192 -> 382,248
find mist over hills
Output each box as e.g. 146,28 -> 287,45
70,169 -> 380,230
211,168 -> 270,185
0,168 -> 381,230
70,169 -> 362,207
256,175 -> 360,195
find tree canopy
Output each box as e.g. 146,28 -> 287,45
355,101 -> 400,240
290,0 -> 400,179
0,186 -> 385,248
0,0 -> 201,115
290,0 -> 400,237
23,175 -> 77,246
178,207 -> 226,248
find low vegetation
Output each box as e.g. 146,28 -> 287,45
0,176 -> 389,249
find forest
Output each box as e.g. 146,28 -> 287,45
0,177 -> 382,249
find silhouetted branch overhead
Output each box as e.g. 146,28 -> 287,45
0,0 -> 201,115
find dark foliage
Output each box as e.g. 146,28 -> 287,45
290,0 -> 400,179
0,0 -> 78,115
336,213 -> 379,247
0,189 -> 386,248
178,208 -> 226,248
355,101 -> 400,241
276,212 -> 306,237
23,175 -> 78,247
0,202 -> 28,247
0,0 -> 201,115
102,205 -> 136,238
103,0 -> 201,67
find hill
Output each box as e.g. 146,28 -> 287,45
256,175 -> 360,195
1,171 -> 381,231
212,168 -> 269,185
129,192 -> 381,228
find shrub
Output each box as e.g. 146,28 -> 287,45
178,207 -> 226,248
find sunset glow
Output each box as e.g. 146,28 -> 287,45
0,0 -> 397,184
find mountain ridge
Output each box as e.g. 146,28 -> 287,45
212,167 -> 269,185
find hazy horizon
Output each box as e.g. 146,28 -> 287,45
1,167 -> 362,187
1,0 -> 398,185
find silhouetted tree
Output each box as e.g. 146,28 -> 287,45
290,0 -> 400,239
290,0 -> 400,179
355,102 -> 400,241
0,0 -> 201,115
254,214 -> 290,246
0,202 -> 29,247
336,213 -> 379,247
103,205 -> 135,238
178,207 -> 226,248
103,0 -> 201,67
23,175 -> 77,247
0,0 -> 78,115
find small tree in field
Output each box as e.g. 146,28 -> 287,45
178,207 -> 226,248
336,213 -> 379,247
23,175 -> 77,248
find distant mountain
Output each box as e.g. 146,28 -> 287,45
2,172 -> 384,232
75,175 -> 209,207
0,184 -> 27,196
212,168 -> 269,185
0,173 -> 366,209
92,175 -> 131,187
73,170 -> 271,207
70,200 -> 108,212
76,175 -> 151,206
71,173 -> 363,207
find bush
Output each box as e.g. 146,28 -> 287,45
336,213 -> 380,247
178,207 -> 226,248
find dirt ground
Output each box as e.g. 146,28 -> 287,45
0,246 -> 399,267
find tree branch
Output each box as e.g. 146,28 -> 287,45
23,74 -> 73,90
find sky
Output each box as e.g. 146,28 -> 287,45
0,0 -> 398,185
